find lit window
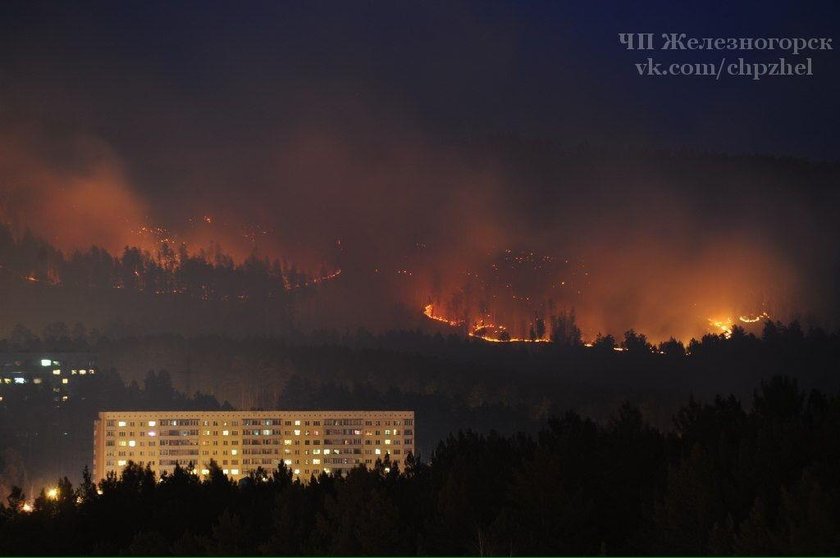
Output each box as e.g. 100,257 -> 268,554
119,441 -> 127,447
222,430 -> 229,436
128,440 -> 136,447
41,359 -> 52,367
294,469 -> 300,475
324,468 -> 331,474
117,460 -> 127,466
324,449 -> 331,455
13,377 -> 25,384
375,449 -> 381,455
118,421 -> 127,427
385,439 -> 391,445
312,458 -> 321,465
62,378 -> 69,384
148,431 -> 156,437
284,459 -> 292,465
223,469 -> 229,475
52,370 -> 61,376
33,378 -> 42,384
231,468 -> 240,475
294,420 -> 301,426
201,468 -> 210,475
148,421 -> 156,427
293,430 -> 300,436
231,449 -> 238,455
78,370 -> 86,375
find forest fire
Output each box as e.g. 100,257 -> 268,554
423,303 -> 550,343
422,303 -> 462,327
740,312 -> 771,324
708,318 -> 734,338
708,312 -> 772,339
1,219 -> 343,302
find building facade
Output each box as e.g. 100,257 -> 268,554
0,352 -> 97,405
93,410 -> 414,482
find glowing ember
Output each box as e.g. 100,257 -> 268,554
708,318 -> 734,338
739,312 -> 770,323
423,303 -> 550,343
708,311 -> 770,338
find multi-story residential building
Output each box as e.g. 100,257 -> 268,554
93,410 -> 415,483
0,353 -> 99,484
0,352 -> 97,404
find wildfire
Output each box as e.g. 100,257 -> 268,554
423,304 -> 462,327
739,312 -> 770,323
427,302 -> 771,345
423,303 -> 550,343
708,318 -> 734,338
708,312 -> 771,338
287,268 -> 343,290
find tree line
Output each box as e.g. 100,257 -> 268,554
0,223 -> 313,301
1,376 -> 840,555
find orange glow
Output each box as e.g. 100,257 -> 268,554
708,318 -> 734,338
739,312 -> 770,323
423,303 -> 550,343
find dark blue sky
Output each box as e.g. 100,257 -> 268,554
1,0 -> 838,165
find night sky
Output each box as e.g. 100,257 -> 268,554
2,1 -> 838,159
1,0 -> 838,338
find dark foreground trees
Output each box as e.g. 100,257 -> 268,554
2,376 -> 840,556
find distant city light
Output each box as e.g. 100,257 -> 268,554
40,359 -> 51,367
46,487 -> 59,500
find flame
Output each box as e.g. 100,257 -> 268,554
423,303 -> 462,327
423,303 -> 550,343
708,311 -> 770,338
708,317 -> 734,338
739,312 -> 770,323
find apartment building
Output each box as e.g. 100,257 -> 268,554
93,410 -> 414,482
